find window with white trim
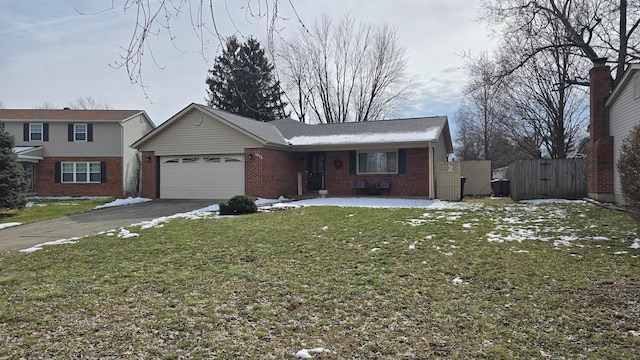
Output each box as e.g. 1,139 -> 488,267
30,123 -> 43,141
62,162 -> 102,183
358,151 -> 397,174
74,124 -> 87,141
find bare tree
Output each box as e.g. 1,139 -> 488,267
34,97 -> 112,110
34,102 -> 58,109
277,15 -> 411,123
464,53 -> 506,160
480,0 -> 640,83
78,1 -> 295,89
67,96 -> 113,110
494,20 -> 590,159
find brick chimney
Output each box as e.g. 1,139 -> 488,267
587,58 -> 614,202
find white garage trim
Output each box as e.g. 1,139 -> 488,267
160,154 -> 245,199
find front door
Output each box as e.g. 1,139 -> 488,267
307,152 -> 325,191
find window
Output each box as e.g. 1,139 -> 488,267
61,162 -> 102,183
30,123 -> 43,141
182,157 -> 198,163
74,124 -> 87,141
224,157 -> 242,162
358,151 -> 397,174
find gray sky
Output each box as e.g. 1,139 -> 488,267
0,0 -> 493,127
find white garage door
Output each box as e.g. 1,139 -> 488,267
160,155 -> 245,199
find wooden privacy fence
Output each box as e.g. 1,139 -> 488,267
508,158 -> 587,201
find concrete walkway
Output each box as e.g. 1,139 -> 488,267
0,199 -> 217,253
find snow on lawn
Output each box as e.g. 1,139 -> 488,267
20,237 -> 80,253
16,197 -> 639,257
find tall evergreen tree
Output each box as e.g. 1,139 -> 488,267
206,36 -> 287,122
0,127 -> 27,210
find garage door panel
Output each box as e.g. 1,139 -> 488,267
160,155 -> 244,199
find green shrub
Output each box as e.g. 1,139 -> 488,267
218,195 -> 258,215
618,123 -> 640,223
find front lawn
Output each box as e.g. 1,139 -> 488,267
0,197 -> 112,225
0,200 -> 638,358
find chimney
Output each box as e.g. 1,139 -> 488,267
587,58 -> 614,202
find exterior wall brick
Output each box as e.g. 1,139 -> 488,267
33,156 -> 123,198
588,59 -> 615,199
140,151 -> 159,199
244,148 -> 431,198
245,148 -> 300,199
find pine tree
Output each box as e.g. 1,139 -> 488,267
206,36 -> 288,122
0,127 -> 27,210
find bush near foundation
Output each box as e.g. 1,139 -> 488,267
618,124 -> 640,223
218,195 -> 258,215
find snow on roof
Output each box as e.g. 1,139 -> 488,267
14,147 -> 38,153
287,128 -> 441,146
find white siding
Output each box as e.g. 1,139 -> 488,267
609,72 -> 640,200
122,114 -> 155,195
138,109 -> 262,155
433,136 -> 450,163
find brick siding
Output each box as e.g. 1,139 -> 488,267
245,148 -> 300,199
245,148 -> 431,198
587,59 -> 614,198
33,157 -> 123,198
140,151 -> 159,199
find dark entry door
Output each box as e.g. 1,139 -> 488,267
307,152 -> 325,191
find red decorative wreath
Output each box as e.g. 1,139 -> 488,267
334,159 -> 344,169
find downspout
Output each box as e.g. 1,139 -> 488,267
428,143 -> 434,199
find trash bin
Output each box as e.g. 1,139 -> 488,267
500,179 -> 510,197
460,177 -> 467,201
491,179 -> 502,197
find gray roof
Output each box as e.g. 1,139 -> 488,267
133,103 -> 452,152
271,116 -> 449,139
197,105 -> 289,146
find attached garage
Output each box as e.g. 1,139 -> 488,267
159,154 -> 244,199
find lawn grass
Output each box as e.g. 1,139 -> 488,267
0,198 -> 112,225
0,200 -> 638,359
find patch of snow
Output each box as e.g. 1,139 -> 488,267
117,228 -> 139,238
452,277 -> 464,284
631,239 -> 640,249
94,197 -> 152,209
614,251 -> 628,255
409,243 -> 416,250
295,347 -> 333,359
321,226 -> 328,231
371,248 -> 381,252
19,237 -> 80,253
0,222 -> 21,230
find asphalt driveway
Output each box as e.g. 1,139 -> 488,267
0,199 -> 217,253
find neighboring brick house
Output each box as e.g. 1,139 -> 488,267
132,103 -> 453,200
588,60 -> 640,204
0,109 -> 155,198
